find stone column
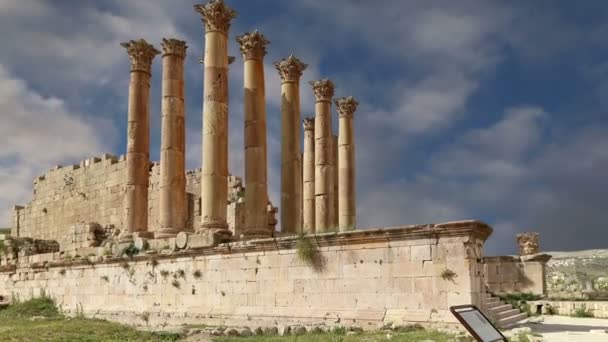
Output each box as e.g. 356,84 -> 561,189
121,39 -> 159,239
310,79 -> 335,232
157,38 -> 188,239
194,0 -> 237,234
302,117 -> 315,233
335,97 -> 358,231
236,30 -> 271,238
332,133 -> 338,230
275,55 -> 307,234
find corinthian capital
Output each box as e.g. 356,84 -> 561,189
274,55 -> 307,83
236,30 -> 269,61
310,79 -> 335,102
194,0 -> 237,34
161,38 -> 188,58
335,96 -> 359,118
302,117 -> 315,131
121,39 -> 160,73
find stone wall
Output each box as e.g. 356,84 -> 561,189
528,300 -> 608,318
11,154 -> 249,249
483,254 -> 551,295
0,221 -> 492,330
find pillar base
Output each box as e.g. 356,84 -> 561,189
241,228 -> 273,240
198,220 -> 229,231
118,231 -> 154,243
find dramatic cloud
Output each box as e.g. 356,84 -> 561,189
0,0 -> 606,255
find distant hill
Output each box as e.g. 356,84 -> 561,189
545,249 -> 608,298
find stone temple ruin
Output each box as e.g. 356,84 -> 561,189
0,0 -> 555,331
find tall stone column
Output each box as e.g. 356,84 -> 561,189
335,96 -> 358,231
275,55 -> 307,234
236,30 -> 271,238
157,38 -> 188,239
194,0 -> 237,234
310,79 -> 335,232
121,39 -> 159,239
332,133 -> 338,230
302,117 -> 315,233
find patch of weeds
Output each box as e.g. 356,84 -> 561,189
175,269 -> 185,279
393,323 -> 424,333
142,284 -> 148,291
150,258 -> 159,268
100,276 -> 109,283
160,270 -> 170,279
122,243 -> 140,259
139,311 -> 150,324
573,308 -> 594,318
0,295 -> 60,318
59,269 -> 66,276
171,280 -> 181,289
441,268 -> 457,281
220,291 -> 226,296
120,261 -> 130,270
193,270 -> 202,279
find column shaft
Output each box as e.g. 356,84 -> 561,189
311,79 -> 335,232
332,133 -> 338,230
121,39 -> 159,237
195,1 -> 237,233
336,96 -> 358,231
237,30 -> 270,237
275,55 -> 307,234
302,118 -> 315,233
158,38 -> 188,238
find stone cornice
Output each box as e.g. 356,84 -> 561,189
274,55 -> 307,83
335,96 -> 358,118
236,30 -> 269,61
0,220 -> 493,273
161,38 -> 188,58
302,117 -> 315,131
310,79 -> 335,102
194,0 -> 237,34
121,39 -> 160,73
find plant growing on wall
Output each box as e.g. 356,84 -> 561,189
171,280 -> 181,289
122,243 -> 140,259
193,270 -> 202,279
440,269 -> 457,282
296,234 -> 324,271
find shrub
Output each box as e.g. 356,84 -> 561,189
0,295 -> 59,318
193,270 -> 202,279
175,269 -> 185,279
160,270 -> 169,279
122,243 -> 140,259
171,280 -> 181,289
101,276 -> 109,282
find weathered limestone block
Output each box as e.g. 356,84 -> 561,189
517,232 -> 540,256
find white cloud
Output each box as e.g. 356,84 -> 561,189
0,64 -> 109,226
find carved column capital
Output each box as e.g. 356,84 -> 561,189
236,30 -> 269,61
310,79 -> 335,102
121,39 -> 160,73
335,96 -> 359,118
302,117 -> 315,131
274,55 -> 307,83
194,0 -> 237,34
161,38 -> 188,58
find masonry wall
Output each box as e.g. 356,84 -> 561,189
11,154 -> 246,249
0,222 -> 491,330
483,255 -> 549,295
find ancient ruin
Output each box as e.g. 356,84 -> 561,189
0,0 -> 558,332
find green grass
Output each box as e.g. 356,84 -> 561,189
214,330 -> 472,342
0,297 -> 180,342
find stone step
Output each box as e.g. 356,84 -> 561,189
493,308 -> 522,320
488,304 -> 513,312
485,298 -> 500,305
496,312 -> 528,328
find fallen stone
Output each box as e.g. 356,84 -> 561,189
237,327 -> 251,337
291,325 -> 307,335
262,326 -> 278,335
223,328 -> 239,336
277,325 -> 291,336
252,326 -> 264,335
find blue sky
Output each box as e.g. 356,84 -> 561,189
1,0 -> 607,255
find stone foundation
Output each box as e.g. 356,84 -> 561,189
0,220 -> 491,330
